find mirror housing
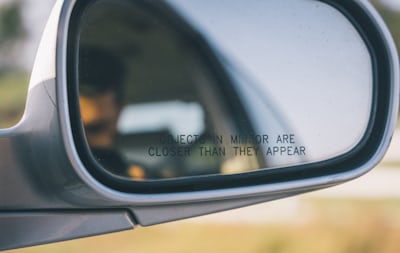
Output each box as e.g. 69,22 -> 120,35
0,0 -> 398,250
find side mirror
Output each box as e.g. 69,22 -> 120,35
0,0 -> 398,250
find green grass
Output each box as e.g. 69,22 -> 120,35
0,71 -> 29,128
5,199 -> 400,253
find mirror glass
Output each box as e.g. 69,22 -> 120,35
76,0 -> 372,180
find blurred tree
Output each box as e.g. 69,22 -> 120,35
372,0 -> 400,55
0,0 -> 26,73
0,0 -> 28,127
371,1 -> 400,118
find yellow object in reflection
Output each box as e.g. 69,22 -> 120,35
80,92 -> 121,149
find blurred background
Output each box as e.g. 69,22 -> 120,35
1,0 -> 400,252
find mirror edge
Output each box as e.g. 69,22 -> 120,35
58,0 -> 399,208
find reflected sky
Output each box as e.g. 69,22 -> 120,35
166,0 -> 373,161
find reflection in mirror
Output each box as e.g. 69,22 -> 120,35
77,0 -> 372,181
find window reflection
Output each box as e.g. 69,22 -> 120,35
78,1 -> 261,180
